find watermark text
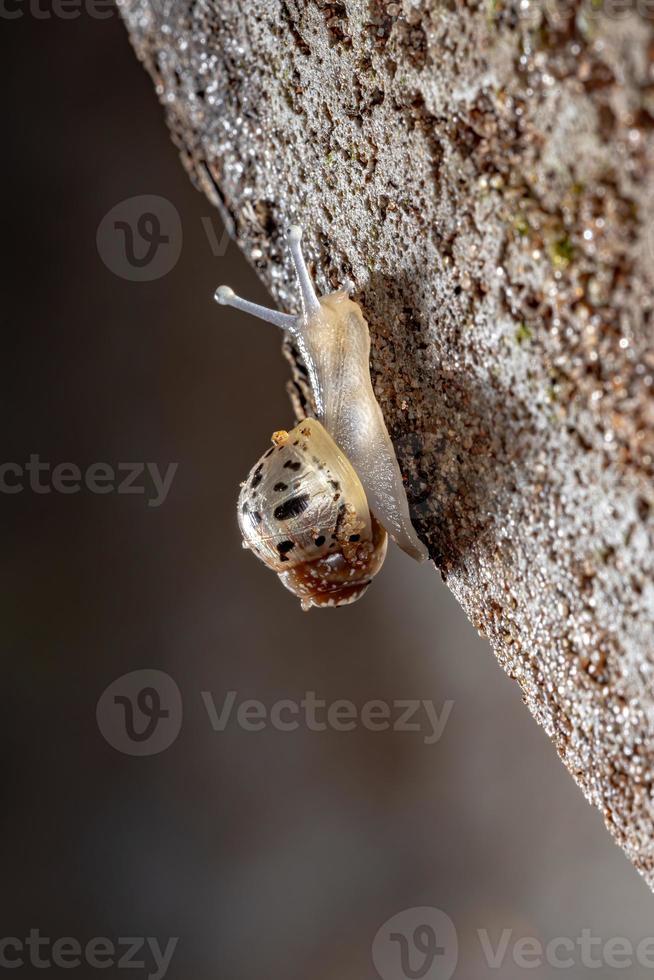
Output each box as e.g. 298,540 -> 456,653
0,456 -> 178,507
0,931 -> 177,980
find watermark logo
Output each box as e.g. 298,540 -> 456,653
477,928 -> 654,970
372,907 -> 458,980
97,677 -> 453,754
96,196 -> 182,282
0,931 -> 177,979
202,691 -> 453,744
0,0 -> 113,18
96,196 -> 231,282
373,908 -> 654,975
97,670 -> 183,756
0,456 -> 178,507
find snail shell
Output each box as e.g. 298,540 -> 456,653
238,419 -> 388,610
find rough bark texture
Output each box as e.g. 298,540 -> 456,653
118,0 -> 654,884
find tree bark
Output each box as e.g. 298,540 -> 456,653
118,0 -> 654,885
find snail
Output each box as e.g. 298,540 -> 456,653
215,225 -> 428,610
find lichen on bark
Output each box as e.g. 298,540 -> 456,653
118,0 -> 654,885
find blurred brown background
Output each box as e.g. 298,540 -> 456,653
3,4 -> 654,979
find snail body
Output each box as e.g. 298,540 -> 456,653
215,225 -> 427,610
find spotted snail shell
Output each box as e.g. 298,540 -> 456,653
238,419 -> 388,610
